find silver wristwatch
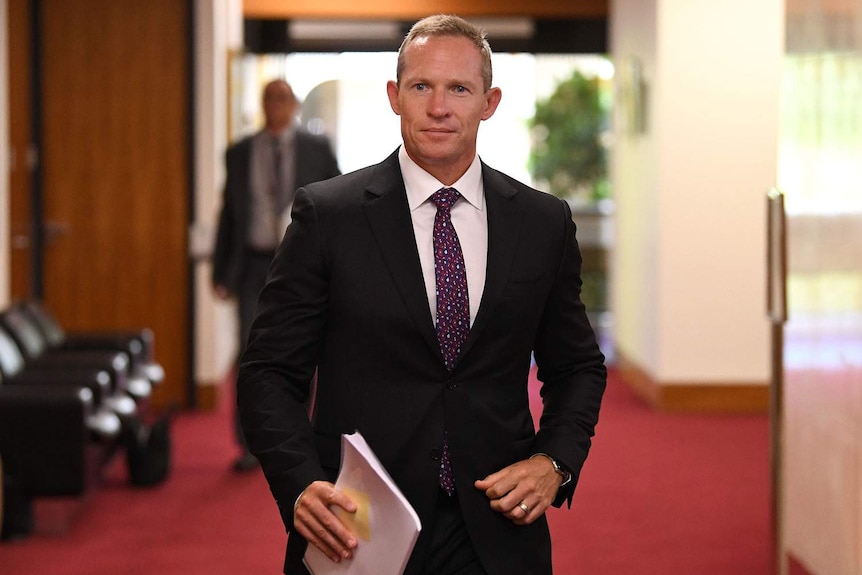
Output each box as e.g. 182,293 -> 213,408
531,453 -> 572,487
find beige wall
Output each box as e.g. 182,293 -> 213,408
608,0 -> 659,375
610,0 -> 781,385
194,0 -> 243,388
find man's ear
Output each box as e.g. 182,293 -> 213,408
481,87 -> 503,121
386,80 -> 401,115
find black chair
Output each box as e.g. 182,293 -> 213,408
0,307 -> 172,488
23,300 -> 164,390
0,327 -> 122,442
0,307 -> 142,415
0,381 -> 100,540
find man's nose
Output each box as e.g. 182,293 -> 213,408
427,91 -> 450,116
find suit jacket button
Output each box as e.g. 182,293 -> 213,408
446,381 -> 457,390
430,448 -> 442,460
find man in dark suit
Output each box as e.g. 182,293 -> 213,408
238,15 -> 606,575
212,79 -> 340,472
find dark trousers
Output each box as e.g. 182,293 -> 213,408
422,490 -> 488,575
234,249 -> 275,450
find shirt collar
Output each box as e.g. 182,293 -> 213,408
399,146 -> 484,213
261,122 -> 297,146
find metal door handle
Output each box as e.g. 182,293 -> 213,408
766,188 -> 787,324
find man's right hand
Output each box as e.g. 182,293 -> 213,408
294,480 -> 358,563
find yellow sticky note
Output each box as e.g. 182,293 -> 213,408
336,486 -> 371,541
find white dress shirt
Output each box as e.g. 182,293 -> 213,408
398,146 -> 488,327
248,125 -> 296,250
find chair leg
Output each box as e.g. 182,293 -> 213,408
1,470 -> 34,541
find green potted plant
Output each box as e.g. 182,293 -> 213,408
528,69 -> 612,316
528,70 -> 610,205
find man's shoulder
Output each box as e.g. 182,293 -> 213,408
304,162 -> 379,200
305,151 -> 399,194
482,162 -> 561,206
225,134 -> 255,158
295,129 -> 333,147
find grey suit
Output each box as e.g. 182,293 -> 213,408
238,150 -> 606,575
213,129 -> 339,453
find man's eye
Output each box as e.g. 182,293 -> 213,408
415,83 -> 427,91
454,86 -> 467,93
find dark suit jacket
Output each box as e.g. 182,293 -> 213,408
212,130 -> 341,294
238,150 -> 606,575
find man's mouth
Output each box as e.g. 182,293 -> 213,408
424,128 -> 454,136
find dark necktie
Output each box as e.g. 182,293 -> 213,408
271,136 -> 284,211
432,187 -> 470,495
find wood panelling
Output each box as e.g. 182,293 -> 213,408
617,352 -> 770,414
7,0 -> 32,301
39,0 -> 190,409
243,0 -> 608,19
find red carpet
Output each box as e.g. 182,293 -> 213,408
534,372 -> 771,574
0,392 -> 286,575
0,368 -> 770,574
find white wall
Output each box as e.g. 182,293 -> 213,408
611,0 -> 781,384
609,0 -> 660,375
193,0 -> 243,386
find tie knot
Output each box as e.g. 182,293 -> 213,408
432,188 -> 460,211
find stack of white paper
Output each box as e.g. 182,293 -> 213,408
303,431 -> 422,575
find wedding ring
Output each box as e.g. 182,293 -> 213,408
518,502 -> 530,514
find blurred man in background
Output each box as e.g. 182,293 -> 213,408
213,79 -> 340,472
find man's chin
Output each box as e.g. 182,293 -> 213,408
411,142 -> 459,163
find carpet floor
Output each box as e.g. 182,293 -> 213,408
0,367 -> 770,574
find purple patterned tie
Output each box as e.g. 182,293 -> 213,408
432,187 -> 469,495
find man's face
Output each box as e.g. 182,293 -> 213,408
263,81 -> 297,132
387,35 -> 502,184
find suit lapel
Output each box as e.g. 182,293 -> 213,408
362,153 -> 443,362
362,156 -> 525,368
459,165 -> 524,361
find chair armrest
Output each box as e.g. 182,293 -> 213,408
7,367 -> 112,406
26,350 -> 130,394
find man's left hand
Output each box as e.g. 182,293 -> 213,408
474,457 -> 562,525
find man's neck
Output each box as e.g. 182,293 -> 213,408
265,121 -> 294,137
407,155 -> 473,187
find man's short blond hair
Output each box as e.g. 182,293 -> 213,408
396,14 -> 494,92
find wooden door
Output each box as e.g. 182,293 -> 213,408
7,0 -> 33,301
38,0 -> 191,409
